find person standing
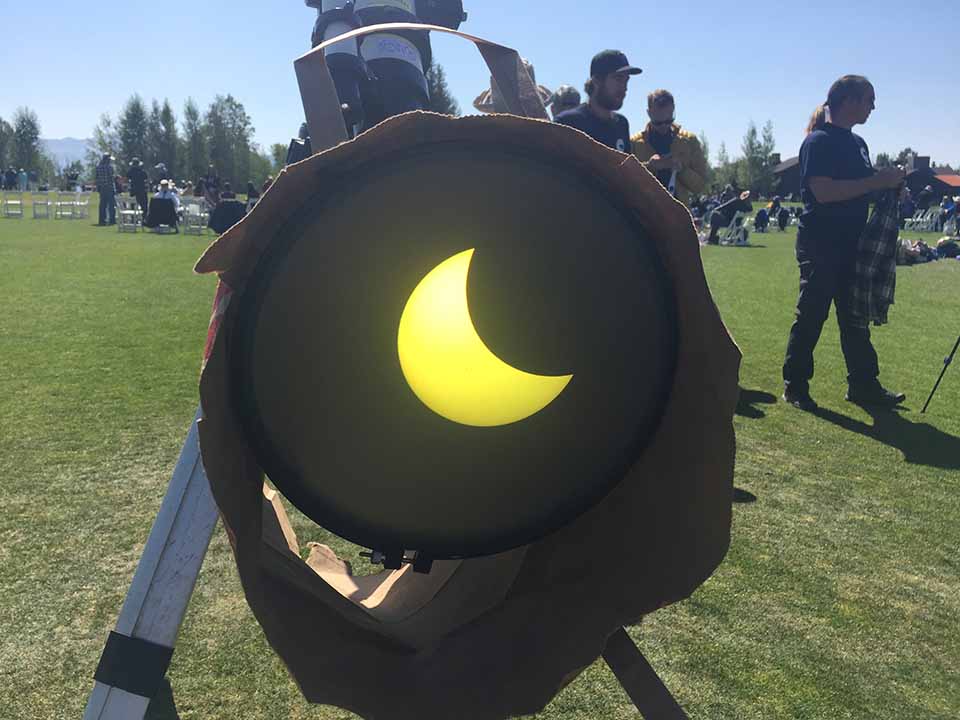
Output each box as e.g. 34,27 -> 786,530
782,75 -> 906,410
631,90 -> 707,206
554,50 -> 642,152
127,158 -> 149,217
96,154 -> 117,226
17,168 -> 28,191
202,165 -> 220,193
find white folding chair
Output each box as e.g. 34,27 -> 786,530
75,191 -> 91,219
182,199 -> 209,235
55,191 -> 76,219
2,191 -> 24,218
116,195 -> 142,233
32,191 -> 52,219
718,211 -> 750,246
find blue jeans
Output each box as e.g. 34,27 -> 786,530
99,189 -> 116,224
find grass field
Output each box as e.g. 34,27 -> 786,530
1,194 -> 958,720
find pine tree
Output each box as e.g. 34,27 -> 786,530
181,98 -> 207,183
205,95 -> 253,186
0,116 -> 11,169
145,100 -> 164,172
426,61 -> 460,116
11,107 -> 42,171
87,113 -> 121,178
118,95 -> 149,168
158,100 -> 179,182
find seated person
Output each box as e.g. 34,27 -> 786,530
777,206 -> 791,231
220,182 -> 236,200
767,195 -> 782,216
707,190 -> 753,244
154,179 -> 180,210
897,238 -> 935,265
754,208 -> 770,232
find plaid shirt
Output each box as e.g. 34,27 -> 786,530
95,160 -> 115,191
850,189 -> 900,326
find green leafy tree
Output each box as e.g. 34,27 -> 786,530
426,61 -> 460,116
247,145 -> 274,189
118,95 -> 149,168
698,131 -> 714,189
875,152 -> 893,168
87,113 -> 121,179
0,116 -> 11,168
145,100 -> 164,171
269,143 -> 288,173
205,95 -> 254,186
157,100 -> 179,181
737,122 -> 764,193
11,107 -> 43,171
894,147 -> 915,167
180,98 -> 208,182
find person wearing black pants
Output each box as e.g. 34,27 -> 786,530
782,75 -> 906,410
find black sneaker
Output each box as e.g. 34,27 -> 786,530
783,388 -> 818,411
846,384 -> 906,407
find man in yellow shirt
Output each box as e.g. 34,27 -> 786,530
631,90 -> 707,207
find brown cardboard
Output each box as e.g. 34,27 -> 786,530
195,112 -> 740,719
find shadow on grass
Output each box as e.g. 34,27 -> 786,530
145,678 -> 180,720
736,388 -> 778,419
814,405 -> 960,471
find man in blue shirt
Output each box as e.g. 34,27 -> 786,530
555,50 -> 641,153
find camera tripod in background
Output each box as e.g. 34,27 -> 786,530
921,333 -> 960,414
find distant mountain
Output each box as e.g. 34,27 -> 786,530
42,138 -> 91,167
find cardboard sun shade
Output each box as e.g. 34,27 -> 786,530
194,111 -> 740,719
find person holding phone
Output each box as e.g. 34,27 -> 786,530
632,89 -> 707,207
781,75 -> 906,410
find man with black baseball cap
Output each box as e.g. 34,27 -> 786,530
555,50 -> 642,152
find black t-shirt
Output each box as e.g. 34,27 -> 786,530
555,104 -> 631,153
798,124 -> 875,258
127,166 -> 147,193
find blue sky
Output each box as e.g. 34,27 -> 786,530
2,0 -> 957,167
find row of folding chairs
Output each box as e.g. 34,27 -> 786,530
116,195 -> 211,235
1,191 -> 92,219
903,208 -> 942,233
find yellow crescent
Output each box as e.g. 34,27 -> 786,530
397,249 -> 573,428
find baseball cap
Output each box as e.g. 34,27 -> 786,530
590,50 -> 642,78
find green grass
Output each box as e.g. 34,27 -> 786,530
1,195 -> 958,719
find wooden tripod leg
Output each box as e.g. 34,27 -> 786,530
603,628 -> 689,720
84,408 -> 219,720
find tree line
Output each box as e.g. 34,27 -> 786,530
0,108 -> 58,181
89,94 -> 277,189
699,120 -> 780,197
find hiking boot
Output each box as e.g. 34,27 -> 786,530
783,388 -> 817,411
846,384 -> 906,407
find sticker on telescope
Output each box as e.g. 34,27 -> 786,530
323,21 -> 360,56
361,33 -> 424,73
354,0 -> 416,14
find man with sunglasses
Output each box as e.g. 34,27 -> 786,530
632,90 -> 707,207
555,50 -> 642,153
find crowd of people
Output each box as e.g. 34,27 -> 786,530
2,167 -> 30,191
91,153 -> 275,228
476,55 -> 918,410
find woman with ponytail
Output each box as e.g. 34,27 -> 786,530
782,75 -> 906,410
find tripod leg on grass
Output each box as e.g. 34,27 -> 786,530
84,408 -> 219,720
603,627 -> 690,719
921,334 -> 960,414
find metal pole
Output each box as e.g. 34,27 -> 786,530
921,333 -> 960,414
